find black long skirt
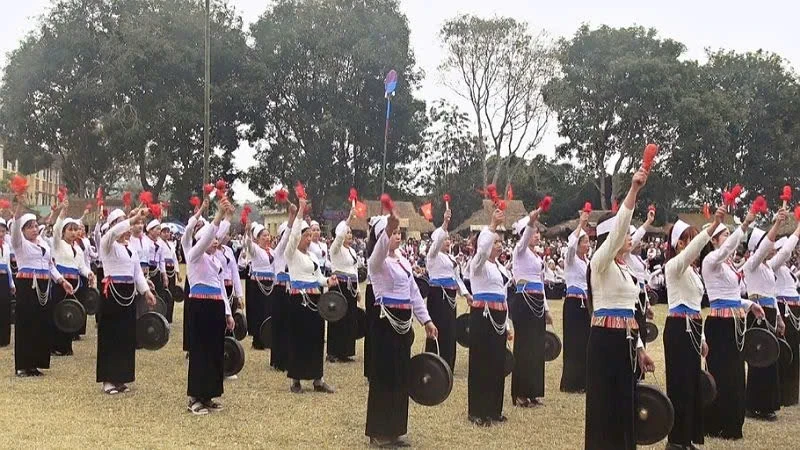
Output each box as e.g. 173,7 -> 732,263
635,292 -> 648,347
664,316 -> 704,446
363,284 -> 377,378
271,285 -> 290,371
151,270 -> 173,324
75,276 -> 89,337
246,279 -> 272,349
327,282 -> 358,359
93,265 -> 105,325
287,293 -> 324,381
510,292 -> 545,400
425,286 -> 457,371
704,317 -> 745,440
50,280 -> 77,355
15,278 -> 52,371
0,273 -> 11,347
746,307 -> 781,414
584,326 -> 636,450
468,306 -> 507,419
365,308 -> 413,439
182,277 -> 191,352
96,283 -> 136,383
560,296 -> 590,393
165,265 -> 177,323
779,303 -> 800,406
187,298 -> 226,400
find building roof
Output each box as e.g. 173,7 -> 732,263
350,200 -> 435,234
455,199 -> 545,233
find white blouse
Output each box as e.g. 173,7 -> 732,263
664,230 -> 711,311
588,205 -> 640,311
564,232 -> 588,291
744,233 -> 777,299
425,227 -> 468,295
216,245 -> 243,298
769,235 -> 799,299
702,226 -> 746,301
469,226 -> 511,298
99,220 -> 150,294
272,225 -> 291,276
11,217 -> 61,281
52,217 -> 91,279
330,221 -> 359,276
367,229 -> 431,324
285,220 -> 329,287
187,222 -> 231,315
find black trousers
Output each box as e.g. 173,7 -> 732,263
510,292 -> 545,400
746,307 -> 781,414
704,316 -> 745,440
467,307 -> 507,419
363,284 -> 377,379
15,278 -> 52,372
365,308 -> 413,439
664,316 -> 704,446
424,286 -> 457,371
187,298 -> 226,400
96,283 -> 136,383
584,326 -> 637,450
560,296 -> 590,392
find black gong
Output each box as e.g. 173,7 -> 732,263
700,369 -> 717,407
355,307 -> 366,340
223,336 -> 245,377
455,313 -> 470,348
77,287 -> 101,315
318,291 -> 348,322
742,327 -> 779,368
415,277 -> 430,300
233,311 -> 248,341
504,347 -> 514,377
54,298 -> 87,333
136,311 -> 170,351
544,330 -> 562,362
644,322 -> 659,344
408,352 -> 454,406
635,383 -> 675,445
171,284 -> 185,303
259,317 -> 272,349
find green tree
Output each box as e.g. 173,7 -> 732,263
246,0 -> 427,213
544,25 -> 691,209
439,15 -> 556,191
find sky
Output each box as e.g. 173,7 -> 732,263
2,0 -> 799,202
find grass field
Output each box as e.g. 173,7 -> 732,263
1,282 -> 798,449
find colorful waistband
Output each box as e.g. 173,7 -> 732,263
669,304 -> 700,315
377,297 -> 412,310
668,312 -> 702,320
429,277 -> 458,289
252,271 -> 275,281
594,308 -> 634,318
591,316 -> 639,329
17,268 -> 50,280
56,265 -> 81,280
566,286 -> 587,299
291,280 -> 321,291
472,292 -> 508,311
779,296 -> 800,306
190,284 -> 224,300
516,281 -> 544,294
276,272 -> 291,283
335,272 -> 358,283
750,296 -> 777,308
708,308 -> 746,319
290,289 -> 320,296
710,299 -> 743,310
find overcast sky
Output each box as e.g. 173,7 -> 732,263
2,0 -> 798,201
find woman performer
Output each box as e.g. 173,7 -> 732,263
510,207 -> 551,407
181,199 -> 209,355
97,208 -> 157,394
744,211 -> 788,421
366,207 -> 438,447
270,203 -> 297,371
0,218 -> 15,348
51,200 -> 93,356
11,196 -> 73,377
701,203 -> 765,439
560,209 -> 590,393
425,207 -> 471,372
217,233 -> 242,317
467,208 -> 513,426
285,197 -> 337,394
663,208 -> 724,449
774,226 -> 800,407
185,197 -> 235,414
363,215 -> 384,380
309,221 -> 331,276
584,168 -> 656,449
244,218 -> 275,350
160,225 -> 180,322
628,208 -> 655,345
327,206 -> 360,363
144,220 -> 171,321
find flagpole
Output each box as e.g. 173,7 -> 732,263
381,96 -> 391,194
202,0 -> 211,186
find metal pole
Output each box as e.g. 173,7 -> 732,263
381,96 -> 391,193
202,0 -> 211,185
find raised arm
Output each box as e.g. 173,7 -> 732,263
368,213 -> 399,275
769,220 -> 800,271
591,204 -> 634,273
745,210 -> 785,272
632,208 -> 655,247
427,226 -> 447,262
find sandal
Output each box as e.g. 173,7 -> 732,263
513,397 -> 532,408
115,384 -> 130,393
313,381 -> 336,394
16,370 -> 31,378
187,401 -> 209,415
103,386 -> 120,395
203,400 -> 224,411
